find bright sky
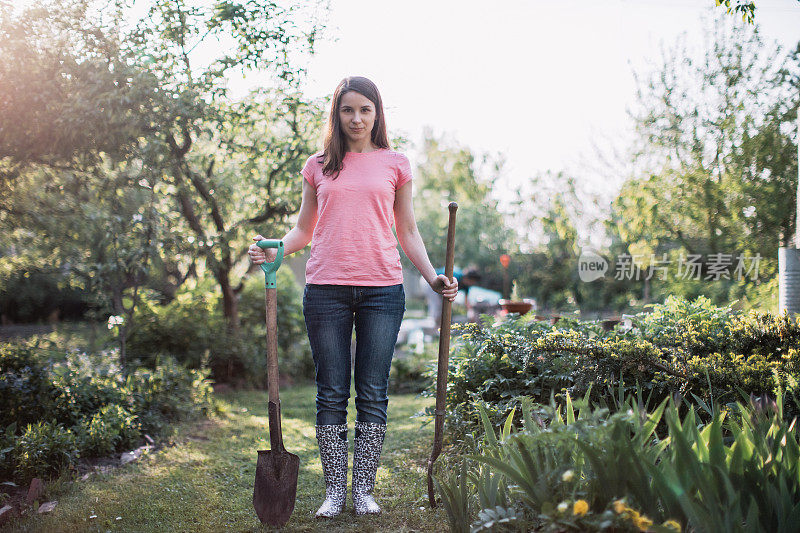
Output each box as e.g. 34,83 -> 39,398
283,0 -> 800,210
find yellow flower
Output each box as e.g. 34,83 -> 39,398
561,469 -> 575,482
573,500 -> 589,516
612,500 -> 626,514
662,519 -> 682,532
633,514 -> 653,531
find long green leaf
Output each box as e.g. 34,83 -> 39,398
502,406 -> 516,440
478,403 -> 498,448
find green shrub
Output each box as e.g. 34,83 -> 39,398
50,372 -> 130,428
12,420 -> 80,482
427,295 -> 800,441
127,282 -> 224,370
0,342 -> 57,428
128,270 -> 312,386
0,261 -> 93,323
0,422 -> 16,480
422,313 -> 600,441
238,270 -> 312,384
389,344 -> 436,394
78,404 -> 141,456
126,354 -> 215,435
0,338 -> 216,483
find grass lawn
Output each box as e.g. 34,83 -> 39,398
6,385 -> 452,532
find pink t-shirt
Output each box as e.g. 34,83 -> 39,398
301,148 -> 413,286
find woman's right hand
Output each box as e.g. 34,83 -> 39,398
248,235 -> 277,265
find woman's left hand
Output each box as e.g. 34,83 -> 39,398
430,274 -> 458,302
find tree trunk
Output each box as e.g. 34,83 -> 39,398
217,268 -> 240,334
119,323 -> 128,367
110,286 -> 127,366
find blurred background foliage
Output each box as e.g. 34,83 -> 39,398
0,0 -> 797,388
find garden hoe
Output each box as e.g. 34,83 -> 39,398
427,202 -> 458,508
253,239 -> 299,527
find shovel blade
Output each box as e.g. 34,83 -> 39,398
253,449 -> 300,526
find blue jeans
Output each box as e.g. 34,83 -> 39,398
303,283 -> 405,426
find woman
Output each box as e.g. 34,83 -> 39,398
248,76 -> 458,518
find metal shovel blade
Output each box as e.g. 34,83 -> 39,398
253,447 -> 299,526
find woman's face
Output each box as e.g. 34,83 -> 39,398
338,90 -> 376,146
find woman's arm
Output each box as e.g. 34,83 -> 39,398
393,181 -> 458,300
281,180 -> 318,255
249,180 -> 318,263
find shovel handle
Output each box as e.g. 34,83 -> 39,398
428,201 -> 457,507
266,282 -> 284,451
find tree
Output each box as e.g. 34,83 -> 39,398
408,130 -> 517,293
715,0 -> 757,24
509,170 -> 616,313
614,16 -> 799,306
0,158 -> 165,362
0,0 -> 328,340
0,1 -> 171,361
114,0 -> 326,332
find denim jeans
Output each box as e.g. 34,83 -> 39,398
303,283 -> 405,426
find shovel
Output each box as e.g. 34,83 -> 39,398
427,202 -> 458,508
253,239 -> 299,526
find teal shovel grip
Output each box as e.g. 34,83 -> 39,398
256,240 -> 284,288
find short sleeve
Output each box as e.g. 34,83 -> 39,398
396,153 -> 413,190
301,154 -> 319,188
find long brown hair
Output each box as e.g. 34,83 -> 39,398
320,76 -> 390,178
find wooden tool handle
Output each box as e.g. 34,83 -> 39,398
436,202 -> 458,413
428,201 -> 458,507
266,287 -> 284,452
